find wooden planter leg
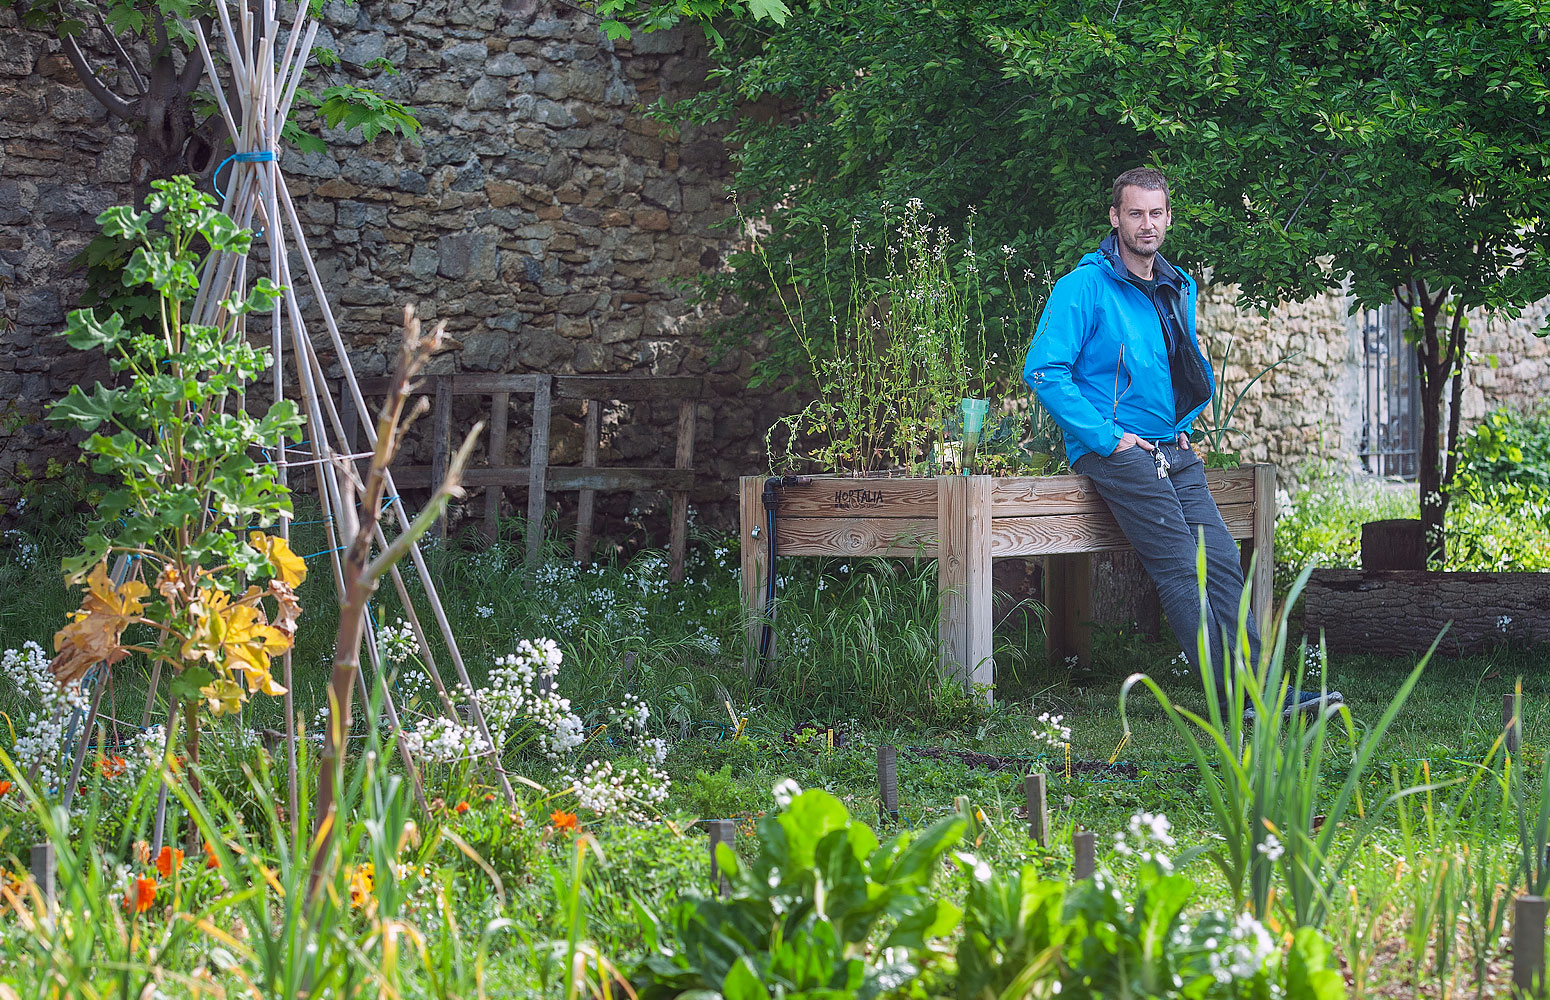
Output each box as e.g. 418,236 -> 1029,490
574,398 -> 600,564
1251,463 -> 1276,632
668,398 -> 697,584
1045,553 -> 1092,669
938,476 -> 969,683
964,475 -> 994,700
739,476 -> 768,672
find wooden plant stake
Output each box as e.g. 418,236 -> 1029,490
1514,895 -> 1547,997
707,819 -> 736,897
1507,692 -> 1523,756
878,745 -> 899,823
30,844 -> 56,911
1073,830 -> 1097,880
1024,773 -> 1050,847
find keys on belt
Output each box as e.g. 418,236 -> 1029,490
1152,446 -> 1171,479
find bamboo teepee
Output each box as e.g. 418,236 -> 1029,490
181,0 -> 519,815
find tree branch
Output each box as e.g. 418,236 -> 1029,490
93,9 -> 148,96
61,33 -> 136,120
178,27 -> 207,94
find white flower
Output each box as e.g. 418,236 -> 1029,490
1256,833 -> 1285,862
772,778 -> 803,808
476,604 -> 494,619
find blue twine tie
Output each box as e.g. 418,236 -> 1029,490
214,150 -> 278,201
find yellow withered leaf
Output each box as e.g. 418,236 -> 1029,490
249,532 -> 307,588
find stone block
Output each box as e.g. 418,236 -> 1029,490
634,208 -> 670,232
0,31 -> 32,75
466,75 -> 508,111
460,329 -> 512,370
642,176 -> 681,212
339,33 -> 387,68
408,245 -> 439,279
17,288 -> 62,326
572,341 -> 613,373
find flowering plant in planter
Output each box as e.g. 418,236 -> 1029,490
755,201 -> 1053,476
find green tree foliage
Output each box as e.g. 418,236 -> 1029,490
990,0 -> 1550,561
664,0 -> 1550,556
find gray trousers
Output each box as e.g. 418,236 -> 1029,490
1072,442 -> 1261,694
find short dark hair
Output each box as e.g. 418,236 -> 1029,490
1111,168 -> 1169,210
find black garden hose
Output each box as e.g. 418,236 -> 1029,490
755,476 -> 812,686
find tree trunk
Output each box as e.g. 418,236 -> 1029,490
1410,285 -> 1449,567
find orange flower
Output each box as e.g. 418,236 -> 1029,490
455,801 -> 470,815
549,809 -> 578,831
0,780 -> 11,797
96,755 -> 127,778
154,846 -> 185,879
125,877 -> 156,913
203,841 -> 220,870
483,793 -> 496,802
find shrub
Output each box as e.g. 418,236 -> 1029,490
1454,407 -> 1550,494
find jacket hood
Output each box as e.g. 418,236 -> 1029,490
1092,232 -> 1187,291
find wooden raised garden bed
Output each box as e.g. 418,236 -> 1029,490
739,466 -> 1276,698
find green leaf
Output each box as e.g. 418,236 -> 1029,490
720,957 -> 771,1000
47,383 -> 122,431
745,0 -> 791,25
601,19 -> 631,40
60,309 -> 128,351
170,666 -> 216,703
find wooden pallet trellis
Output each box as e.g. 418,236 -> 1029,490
739,465 -> 1276,699
343,374 -> 701,578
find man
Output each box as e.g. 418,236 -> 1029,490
1023,167 -> 1336,716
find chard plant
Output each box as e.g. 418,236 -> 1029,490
45,176 -> 305,761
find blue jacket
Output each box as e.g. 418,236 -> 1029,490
1022,233 -> 1214,466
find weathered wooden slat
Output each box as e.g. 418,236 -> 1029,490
524,378 -> 552,569
1250,464 -> 1276,629
964,476 -> 994,697
431,378 -> 452,539
992,503 -> 1255,557
548,467 -> 695,492
554,374 -> 703,400
768,477 -> 941,518
349,373 -> 547,397
938,477 -> 966,678
484,391 -> 509,542
668,399 -> 697,584
776,516 -> 940,557
991,467 -> 1258,516
740,476 -> 767,667
450,373 -> 548,395
573,399 -> 602,564
385,465 -> 695,492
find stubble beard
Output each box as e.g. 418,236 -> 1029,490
1120,229 -> 1163,263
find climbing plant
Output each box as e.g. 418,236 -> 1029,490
47,176 -> 305,735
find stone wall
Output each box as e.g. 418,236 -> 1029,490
1199,283 -> 1550,487
0,1 -> 776,537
